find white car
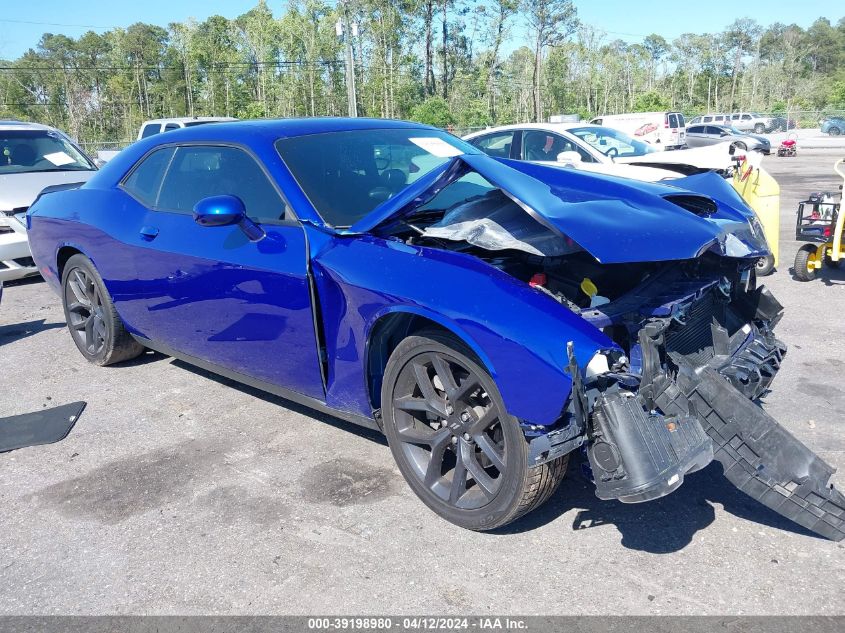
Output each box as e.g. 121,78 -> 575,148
463,123 -> 737,183
0,121 -> 97,282
137,116 -> 237,140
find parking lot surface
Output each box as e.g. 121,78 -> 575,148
1,151 -> 843,615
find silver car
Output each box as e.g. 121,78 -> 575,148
685,124 -> 771,154
0,121 -> 97,281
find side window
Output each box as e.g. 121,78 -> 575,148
731,114 -> 741,120
156,146 -> 287,223
702,116 -> 712,123
522,130 -> 569,161
668,114 -> 678,128
688,126 -> 704,134
567,140 -> 597,163
122,147 -> 175,206
470,131 -> 515,159
140,124 -> 161,139
742,114 -> 752,120
676,113 -> 686,127
164,123 -> 180,131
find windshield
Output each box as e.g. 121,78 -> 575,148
276,129 -> 477,227
567,126 -> 658,158
0,129 -> 95,175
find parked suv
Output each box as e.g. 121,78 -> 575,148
688,113 -> 730,127
137,117 -> 237,140
728,112 -> 774,134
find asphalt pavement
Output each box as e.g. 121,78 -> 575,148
0,151 -> 843,615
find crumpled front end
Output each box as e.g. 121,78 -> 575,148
533,266 -> 844,541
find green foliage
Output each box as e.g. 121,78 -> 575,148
409,96 -> 454,127
633,91 -> 670,112
0,1 -> 842,143
830,82 -> 845,109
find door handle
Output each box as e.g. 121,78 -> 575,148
139,225 -> 159,240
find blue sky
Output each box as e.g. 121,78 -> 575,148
0,0 -> 838,59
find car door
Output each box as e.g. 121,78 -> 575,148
116,142 -> 325,400
684,125 -> 706,147
696,126 -> 722,146
467,130 -> 517,159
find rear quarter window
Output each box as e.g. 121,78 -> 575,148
122,147 -> 175,206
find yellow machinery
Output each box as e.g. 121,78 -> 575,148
793,158 -> 844,282
732,157 -> 780,276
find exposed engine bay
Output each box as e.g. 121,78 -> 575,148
384,187 -> 845,542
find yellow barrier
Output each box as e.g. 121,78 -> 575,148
732,161 -> 780,267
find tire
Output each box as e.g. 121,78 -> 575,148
829,127 -> 841,137
381,331 -> 568,531
793,244 -> 817,282
756,254 -> 775,276
733,141 -> 747,152
754,123 -> 766,134
61,254 -> 145,366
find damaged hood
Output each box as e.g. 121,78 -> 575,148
618,142 -> 737,172
347,152 -> 769,264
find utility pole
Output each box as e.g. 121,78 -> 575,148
337,0 -> 358,117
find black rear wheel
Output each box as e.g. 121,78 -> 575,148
756,254 -> 775,276
61,254 -> 145,365
829,127 -> 841,137
793,244 -> 817,282
381,332 -> 567,530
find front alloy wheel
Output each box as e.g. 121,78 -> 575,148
381,332 -> 567,530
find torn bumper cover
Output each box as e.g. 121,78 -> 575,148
533,285 -> 845,541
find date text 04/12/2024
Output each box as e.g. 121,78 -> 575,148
307,617 -> 528,630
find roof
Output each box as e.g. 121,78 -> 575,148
141,116 -> 238,125
154,117 -> 438,141
462,122 -> 598,139
0,120 -> 55,132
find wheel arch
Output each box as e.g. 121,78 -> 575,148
365,307 -> 495,413
56,244 -> 85,281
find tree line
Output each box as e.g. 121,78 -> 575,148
1,0 -> 843,143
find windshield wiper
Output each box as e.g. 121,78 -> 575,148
34,167 -> 94,172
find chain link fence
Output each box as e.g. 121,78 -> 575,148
74,109 -> 845,155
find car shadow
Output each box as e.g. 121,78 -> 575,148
170,359 -> 387,446
120,354 -> 821,549
0,318 -> 64,345
789,264 -> 845,285
112,348 -> 170,368
493,458 -> 819,552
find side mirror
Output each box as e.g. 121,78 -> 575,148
194,194 -> 245,226
556,151 -> 582,164
193,195 -> 264,241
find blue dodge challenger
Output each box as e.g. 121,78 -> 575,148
26,118 -> 844,539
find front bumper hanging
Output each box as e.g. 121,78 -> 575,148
638,290 -> 845,542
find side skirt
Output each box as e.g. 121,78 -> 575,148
131,335 -> 381,432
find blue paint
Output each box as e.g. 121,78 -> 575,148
26,117 -> 769,428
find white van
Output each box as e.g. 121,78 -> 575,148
589,111 -> 686,149
137,117 -> 237,140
